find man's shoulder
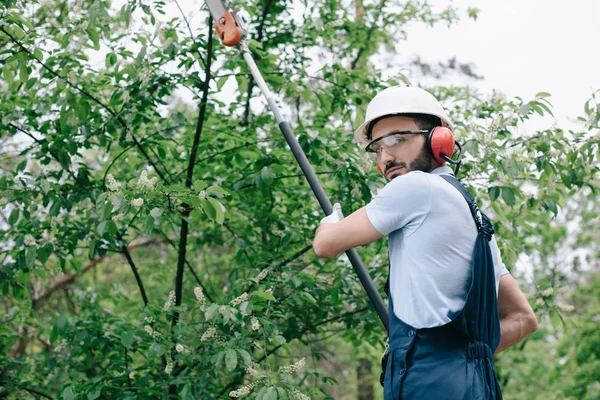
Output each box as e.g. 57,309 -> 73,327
385,170 -> 431,189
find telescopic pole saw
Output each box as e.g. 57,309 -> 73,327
203,0 -> 389,333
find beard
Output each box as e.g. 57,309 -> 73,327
384,144 -> 434,181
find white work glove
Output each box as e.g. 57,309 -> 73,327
319,203 -> 344,225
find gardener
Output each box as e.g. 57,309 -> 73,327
313,86 -> 538,399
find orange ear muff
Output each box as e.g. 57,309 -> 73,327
377,164 -> 383,174
427,127 -> 455,164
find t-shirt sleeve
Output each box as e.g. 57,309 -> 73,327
490,235 -> 510,278
365,171 -> 432,236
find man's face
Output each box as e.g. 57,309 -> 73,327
370,116 -> 434,182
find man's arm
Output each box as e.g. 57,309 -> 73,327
495,274 -> 538,353
313,207 -> 382,258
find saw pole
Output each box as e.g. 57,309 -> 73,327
205,5 -> 389,332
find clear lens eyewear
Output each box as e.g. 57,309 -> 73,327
365,130 -> 429,154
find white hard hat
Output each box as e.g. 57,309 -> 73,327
354,86 -> 454,144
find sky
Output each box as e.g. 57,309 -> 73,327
397,0 -> 600,131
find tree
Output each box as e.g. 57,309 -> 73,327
0,0 -> 598,398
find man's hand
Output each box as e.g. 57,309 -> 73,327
320,203 -> 344,225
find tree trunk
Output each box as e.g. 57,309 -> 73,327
357,357 -> 374,400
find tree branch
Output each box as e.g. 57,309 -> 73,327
172,14 -> 214,331
118,234 -> 149,306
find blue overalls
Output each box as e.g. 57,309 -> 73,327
383,175 -> 503,400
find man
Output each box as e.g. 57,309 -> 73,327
313,86 -> 538,399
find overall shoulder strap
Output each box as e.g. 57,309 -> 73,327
440,175 -> 494,241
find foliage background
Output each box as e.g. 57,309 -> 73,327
0,0 -> 598,398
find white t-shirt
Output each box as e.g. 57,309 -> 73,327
365,166 -> 510,329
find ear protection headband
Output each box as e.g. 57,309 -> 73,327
426,126 -> 462,166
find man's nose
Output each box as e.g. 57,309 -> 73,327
379,147 -> 395,164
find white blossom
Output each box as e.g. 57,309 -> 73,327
256,269 -> 268,281
541,287 -> 554,297
107,174 -> 121,191
136,170 -> 157,190
194,287 -> 206,305
131,198 -> 144,207
201,327 -> 216,342
229,381 -> 258,397
230,292 -> 249,306
144,325 -> 154,336
55,338 -> 68,353
198,190 -> 207,199
165,360 -> 173,374
250,316 -> 260,331
175,343 -> 185,353
291,389 -> 311,400
279,358 -> 305,374
245,362 -> 259,376
163,290 -> 175,311
558,304 -> 575,312
24,234 -> 35,247
144,316 -> 155,324
141,72 -> 150,86
112,213 -> 125,221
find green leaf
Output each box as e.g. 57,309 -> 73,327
535,92 -> 552,98
301,292 -> 318,305
206,186 -> 229,196
149,343 -> 165,357
87,385 -> 103,400
102,200 -> 113,219
136,45 -> 147,65
97,221 -> 108,236
207,197 -> 225,225
106,52 -> 117,68
86,29 -> 100,50
217,76 -> 228,90
95,193 -> 107,213
276,388 -> 290,400
121,331 -> 134,348
193,180 -> 207,192
252,291 -> 275,301
16,160 -> 27,173
225,348 -> 237,371
200,198 -> 216,221
62,387 -> 76,400
52,315 -> 68,342
205,304 -> 219,320
488,186 -> 501,201
8,208 -> 20,225
260,166 -> 275,186
239,349 -> 252,365
25,77 -> 37,89
274,335 -> 286,344
264,387 -> 278,400
501,187 -> 515,206
26,247 -> 36,269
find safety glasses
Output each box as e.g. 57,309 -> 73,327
364,130 -> 430,154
